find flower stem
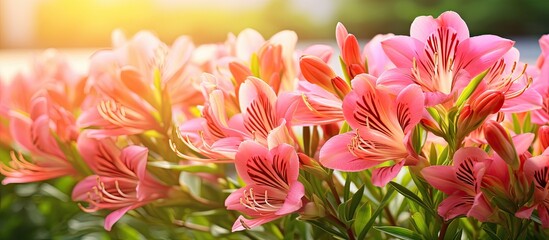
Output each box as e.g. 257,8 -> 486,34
327,174 -> 342,205
384,206 -> 397,226
438,220 -> 450,240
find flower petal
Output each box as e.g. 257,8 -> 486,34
235,140 -> 270,185
277,181 -> 304,215
319,132 -> 380,171
371,160 -> 405,187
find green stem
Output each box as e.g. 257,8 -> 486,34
327,174 -> 342,205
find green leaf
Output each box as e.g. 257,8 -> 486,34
308,220 -> 347,239
389,182 -> 436,216
353,203 -> 371,234
512,113 -> 522,134
340,121 -> 351,134
410,173 -> 432,208
339,56 -> 351,84
343,174 -> 352,201
148,161 -> 219,173
374,226 -> 423,240
250,53 -> 260,77
411,213 -> 430,239
455,69 -> 488,108
357,188 -> 396,240
443,219 -> 461,240
482,225 -> 503,240
347,185 -> 365,221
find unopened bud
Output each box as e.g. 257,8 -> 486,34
300,55 -> 337,91
470,90 -> 504,117
458,91 -> 504,139
484,120 -> 519,170
298,153 -> 329,179
331,76 -> 351,99
298,195 -> 326,220
421,118 -> 443,137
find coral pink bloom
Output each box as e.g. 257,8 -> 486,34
518,148 -> 549,227
233,28 -> 298,93
225,141 -> 304,231
176,88 -> 246,161
380,11 -> 514,105
422,147 -> 494,221
176,76 -> 294,161
320,74 -> 424,186
78,30 -> 201,137
531,35 -> 549,125
72,133 -> 169,231
238,77 -> 295,147
0,96 -> 77,184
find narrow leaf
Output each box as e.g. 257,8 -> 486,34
358,188 -> 396,240
389,182 -> 435,216
455,69 -> 488,108
374,226 -> 423,240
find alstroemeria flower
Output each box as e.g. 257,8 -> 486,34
320,74 -> 424,186
78,30 -> 201,137
0,96 -> 77,184
380,11 -> 514,106
225,141 -> 304,231
531,35 -> 549,125
422,147 -> 494,221
518,148 -> 549,227
176,76 -> 295,162
231,28 -> 298,93
72,133 -> 170,231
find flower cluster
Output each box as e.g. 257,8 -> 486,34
1,11 -> 548,239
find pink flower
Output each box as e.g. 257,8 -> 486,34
319,74 -> 424,186
232,28 -> 298,93
72,133 -> 170,231
422,147 -> 495,221
531,35 -> 549,125
380,11 -> 514,105
176,76 -> 295,162
78,30 -> 201,137
518,148 -> 549,227
0,96 -> 77,184
225,141 -> 304,231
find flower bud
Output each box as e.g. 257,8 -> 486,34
300,55 -> 337,91
420,118 -> 443,137
484,120 -> 519,170
298,153 -> 329,179
298,195 -> 326,220
331,76 -> 351,99
457,91 -> 504,139
470,90 -> 504,117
